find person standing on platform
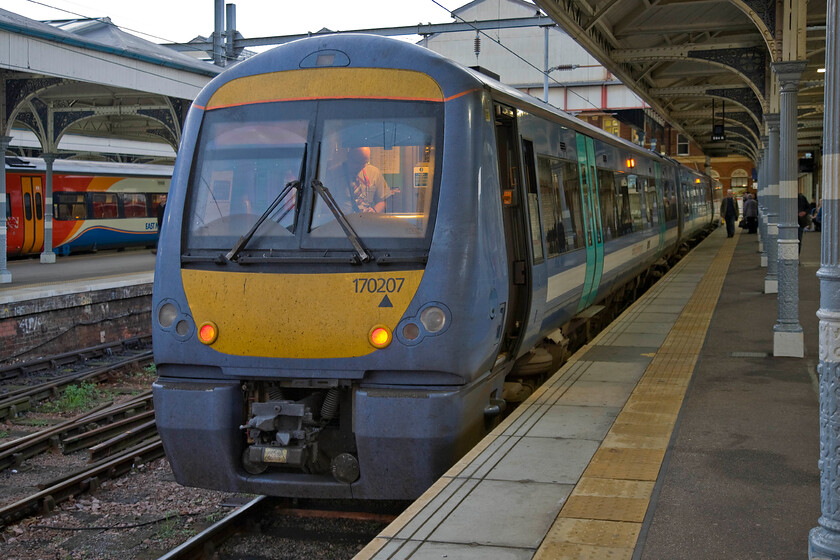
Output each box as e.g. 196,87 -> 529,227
720,189 -> 738,238
798,192 -> 810,253
743,193 -> 758,234
156,194 -> 167,231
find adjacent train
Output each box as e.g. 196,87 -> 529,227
4,157 -> 172,257
152,34 -> 717,500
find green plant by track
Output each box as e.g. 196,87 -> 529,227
42,382 -> 101,412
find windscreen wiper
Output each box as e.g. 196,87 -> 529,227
311,179 -> 371,263
224,180 -> 300,262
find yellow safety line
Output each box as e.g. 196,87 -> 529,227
534,229 -> 739,560
356,228 -> 738,559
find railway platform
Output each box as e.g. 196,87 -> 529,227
357,226 -> 820,560
0,250 -> 155,364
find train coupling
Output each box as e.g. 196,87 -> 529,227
240,400 -> 318,474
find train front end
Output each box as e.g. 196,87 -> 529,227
152,36 -> 508,499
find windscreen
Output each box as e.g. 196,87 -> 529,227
185,99 -> 441,255
186,103 -> 308,251
309,101 -> 440,245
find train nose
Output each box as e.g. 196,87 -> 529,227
330,453 -> 360,484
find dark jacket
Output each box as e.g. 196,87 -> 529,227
720,196 -> 738,220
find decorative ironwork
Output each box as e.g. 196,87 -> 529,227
15,110 -> 40,138
5,78 -> 63,121
689,47 -> 767,99
727,111 -> 761,141
707,88 -> 763,126
147,127 -> 176,147
52,110 -> 95,144
741,0 -> 776,39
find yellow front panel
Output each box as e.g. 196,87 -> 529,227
182,269 -> 424,359
206,68 -> 444,109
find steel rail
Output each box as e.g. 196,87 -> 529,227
155,496 -> 268,560
0,336 -> 152,381
0,351 -> 153,421
0,438 -> 163,528
0,402 -> 114,471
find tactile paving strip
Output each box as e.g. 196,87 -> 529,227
534,230 -> 738,559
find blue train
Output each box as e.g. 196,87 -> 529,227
152,34 -> 717,500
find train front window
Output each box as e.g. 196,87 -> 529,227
186,105 -> 308,251
309,103 -> 439,247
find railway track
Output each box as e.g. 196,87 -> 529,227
0,350 -> 153,421
0,341 -> 160,530
0,336 -> 152,382
158,496 -> 399,560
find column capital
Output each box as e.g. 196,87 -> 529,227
41,152 -> 57,164
0,136 -> 11,150
765,113 -> 780,132
771,60 -> 807,90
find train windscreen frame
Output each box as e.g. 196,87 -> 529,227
185,98 -> 443,256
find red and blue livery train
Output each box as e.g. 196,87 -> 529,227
5,157 -> 171,257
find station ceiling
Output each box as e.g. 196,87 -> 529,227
534,0 -> 827,162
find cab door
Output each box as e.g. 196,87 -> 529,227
575,134 -> 604,311
494,103 -> 531,356
19,176 -> 44,254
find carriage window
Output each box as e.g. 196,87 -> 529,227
596,168 -> 618,240
537,155 -> 584,257
54,192 -> 87,220
6,193 -> 10,219
522,140 -> 543,263
642,176 -> 659,228
615,173 -> 633,235
91,193 -> 118,219
122,193 -> 148,218
663,179 -> 678,222
35,193 -> 43,220
23,192 -> 32,221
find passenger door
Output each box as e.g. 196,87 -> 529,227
654,162 -> 666,255
19,176 -> 44,254
575,134 -> 604,311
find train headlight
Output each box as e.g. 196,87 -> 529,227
420,306 -> 446,333
402,322 -> 420,340
369,325 -> 392,349
158,303 -> 178,328
198,321 -> 218,345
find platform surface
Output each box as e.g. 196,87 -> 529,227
0,249 -> 154,304
356,226 -> 820,560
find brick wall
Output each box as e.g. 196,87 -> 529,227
0,284 -> 152,365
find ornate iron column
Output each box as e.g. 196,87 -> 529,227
760,136 -> 769,266
0,135 -> 11,283
772,60 -> 806,357
765,115 -> 780,293
810,0 -> 840,555
39,152 -> 56,264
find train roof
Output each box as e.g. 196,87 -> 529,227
194,33 -> 701,179
5,156 -> 173,177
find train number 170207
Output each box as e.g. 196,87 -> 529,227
353,277 -> 405,294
